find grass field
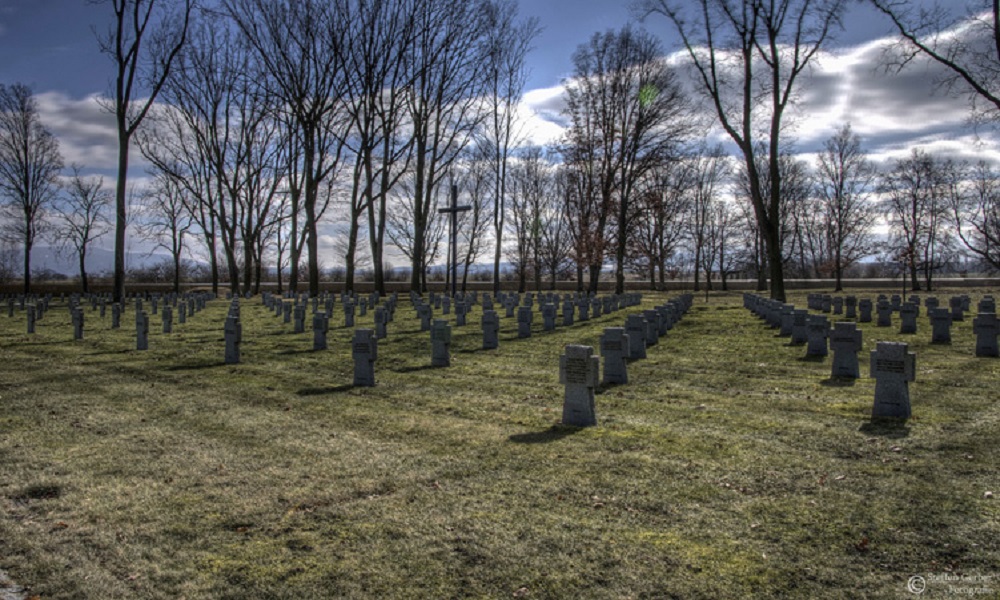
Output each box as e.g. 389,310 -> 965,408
0,289 -> 998,599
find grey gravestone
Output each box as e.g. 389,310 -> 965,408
930,308 -> 952,344
830,321 -> 862,378
224,316 -> 241,364
821,295 -> 832,313
283,303 -> 292,324
790,309 -> 808,345
779,304 -> 795,337
600,327 -> 629,385
417,304 -> 432,332
876,300 -> 892,327
978,296 -> 996,314
505,299 -> 516,318
431,319 -> 451,367
578,300 -> 590,322
858,299 -> 873,323
359,298 -> 368,317
973,312 -> 999,357
924,296 -> 939,311
899,302 -> 917,334
950,296 -> 965,322
313,312 -> 329,350
374,307 -> 387,340
136,312 -> 149,351
845,296 -> 857,319
870,341 -> 916,419
642,310 -> 660,346
179,303 -> 187,324
805,315 -> 830,357
455,302 -> 467,327
482,310 -> 499,350
352,329 -> 377,387
442,296 -> 451,315
517,306 -> 532,338
111,304 -> 121,329
592,298 -> 602,318
890,295 -> 902,312
563,300 -> 574,327
294,305 -> 306,334
624,314 -> 647,359
542,304 -> 556,331
832,297 -> 843,315
344,300 -> 356,328
559,345 -> 600,427
162,306 -> 173,334
72,308 -> 84,340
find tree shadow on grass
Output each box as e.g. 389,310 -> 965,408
167,362 -> 229,371
797,354 -> 826,363
508,424 -> 582,444
297,384 -> 355,396
821,377 -> 856,387
859,418 -> 911,439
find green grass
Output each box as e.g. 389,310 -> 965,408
0,289 -> 998,599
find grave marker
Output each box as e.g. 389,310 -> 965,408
559,345 -> 600,427
870,341 -> 916,419
352,329 -> 377,387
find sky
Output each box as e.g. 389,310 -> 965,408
0,0 -> 996,272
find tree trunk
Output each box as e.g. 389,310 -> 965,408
79,248 -> 88,294
113,128 -> 130,303
588,263 -> 600,295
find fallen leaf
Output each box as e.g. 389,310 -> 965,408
855,536 -> 870,552
834,475 -> 846,481
513,587 -> 529,598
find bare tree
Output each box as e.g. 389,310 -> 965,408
138,173 -> 192,293
629,162 -> 690,289
225,0 -> 348,296
95,0 -> 193,301
455,150 -> 495,292
685,146 -> 729,291
639,0 -> 846,301
815,123 -> 878,290
479,0 -> 541,295
880,148 -> 958,290
0,83 -> 64,294
563,26 -> 693,294
871,1 -> 1000,127
55,166 -> 112,293
953,160 -> 1000,271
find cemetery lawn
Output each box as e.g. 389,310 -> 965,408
1,291 -> 998,599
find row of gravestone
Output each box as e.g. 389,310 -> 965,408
559,294 -> 695,427
754,293 -> 1000,358
745,293 -> 976,420
10,292 -> 216,341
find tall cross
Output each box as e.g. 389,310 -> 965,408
438,184 -> 471,297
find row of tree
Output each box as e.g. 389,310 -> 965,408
2,0 -> 1000,299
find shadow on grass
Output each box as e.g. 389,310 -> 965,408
508,425 -> 582,444
858,418 -> 911,439
797,354 -> 826,363
167,362 -> 229,371
297,384 -> 355,396
390,364 -> 441,374
821,377 -> 856,387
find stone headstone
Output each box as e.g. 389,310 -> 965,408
790,309 -> 809,345
832,296 -> 843,315
352,329 -> 377,387
876,300 -> 892,327
845,296 -> 857,319
805,315 -> 830,357
72,308 -> 84,340
224,315 -> 241,363
417,304 -> 432,332
313,312 -> 329,350
482,310 -> 499,350
344,300 -> 356,328
431,319 -> 451,367
978,296 -> 996,314
455,301 -> 467,327
898,302 -> 917,334
542,303 -> 557,331
162,306 -> 173,334
111,303 -> 121,329
559,344 -> 600,427
294,305 -> 306,334
950,296 -> 965,322
178,303 -> 187,324
136,311 -> 149,351
624,314 -> 647,360
374,307 -> 388,340
517,306 -> 532,338
973,312 -> 999,357
870,341 -> 916,419
929,307 -> 952,344
830,321 -> 862,378
858,298 -> 872,323
600,327 -> 629,385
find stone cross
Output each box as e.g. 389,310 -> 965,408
224,315 -> 241,364
542,303 -> 557,331
592,298 -> 602,318
344,300 -> 356,328
374,307 -> 388,340
832,296 -> 843,315
600,327 -> 629,385
136,311 -> 149,351
313,312 -> 329,351
949,296 -> 965,321
179,303 -> 187,324
72,308 -> 84,340
431,319 -> 452,367
779,304 -> 795,337
442,296 -> 451,315
352,329 -> 377,387
845,296 -> 857,319
417,303 -> 433,332
294,305 -> 306,333
973,312 -> 999,357
805,315 -> 830,357
830,321 -> 862,378
898,302 -> 917,334
790,309 -> 809,345
559,344 -> 600,427
359,297 -> 368,317
162,306 -> 173,334
624,314 -> 647,359
481,310 -> 499,350
929,307 -> 952,344
111,303 -> 121,329
858,298 -> 873,323
924,296 -> 939,311
876,300 -> 892,327
821,295 -> 832,313
455,301 -> 467,327
870,341 -> 916,419
517,306 -> 533,338
978,296 -> 996,314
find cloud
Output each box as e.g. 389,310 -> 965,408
34,91 -> 119,170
